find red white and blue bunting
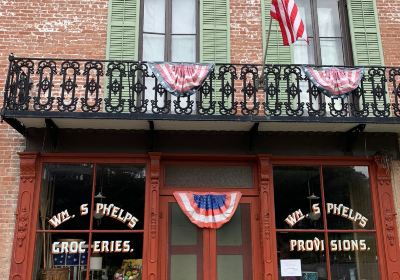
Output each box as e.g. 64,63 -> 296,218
147,63 -> 214,96
303,66 -> 364,98
173,191 -> 242,229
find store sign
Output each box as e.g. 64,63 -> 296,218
284,203 -> 370,252
284,203 -> 368,228
48,203 -> 139,254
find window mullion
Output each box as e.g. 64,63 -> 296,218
165,0 -> 172,61
310,0 -> 322,65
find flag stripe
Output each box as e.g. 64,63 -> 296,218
270,0 -> 307,45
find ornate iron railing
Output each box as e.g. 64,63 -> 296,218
2,55 -> 400,121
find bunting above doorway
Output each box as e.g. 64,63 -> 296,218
148,63 -> 214,96
173,191 -> 242,229
303,66 -> 364,98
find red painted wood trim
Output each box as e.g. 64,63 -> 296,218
373,156 -> 400,280
9,153 -> 39,280
257,155 -> 277,280
146,153 -> 161,280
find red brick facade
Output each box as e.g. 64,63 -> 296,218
0,1 -> 108,279
0,0 -> 399,279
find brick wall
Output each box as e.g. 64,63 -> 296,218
0,1 -> 108,279
230,0 -> 263,64
376,0 -> 400,66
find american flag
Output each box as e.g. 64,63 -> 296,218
270,0 -> 308,45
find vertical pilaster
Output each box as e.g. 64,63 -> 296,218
374,156 -> 400,279
9,153 -> 38,280
147,153 -> 161,280
258,155 -> 277,280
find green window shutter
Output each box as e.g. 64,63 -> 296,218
260,0 -> 292,64
200,0 -> 230,63
106,0 -> 140,60
347,0 -> 384,66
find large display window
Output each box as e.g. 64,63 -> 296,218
274,166 -> 379,280
32,164 -> 146,280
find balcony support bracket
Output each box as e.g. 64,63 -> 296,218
45,118 -> 59,151
1,116 -> 26,136
344,123 -> 366,154
249,122 -> 260,152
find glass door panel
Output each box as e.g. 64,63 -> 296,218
216,204 -> 252,280
169,203 -> 203,280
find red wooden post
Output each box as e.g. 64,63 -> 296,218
9,153 -> 39,280
258,155 -> 277,280
373,156 -> 400,279
146,153 -> 161,280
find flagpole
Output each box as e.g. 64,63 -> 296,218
261,16 -> 272,87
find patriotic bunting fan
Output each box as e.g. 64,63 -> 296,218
148,63 -> 214,96
303,66 -> 364,98
173,191 -> 242,229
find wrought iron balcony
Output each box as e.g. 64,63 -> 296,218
1,55 -> 400,133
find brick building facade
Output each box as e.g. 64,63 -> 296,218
0,0 -> 400,279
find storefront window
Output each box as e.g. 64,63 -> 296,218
33,164 -> 146,280
274,166 -> 379,280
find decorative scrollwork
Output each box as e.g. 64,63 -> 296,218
262,65 -> 282,116
369,67 -> 390,117
350,78 -> 369,117
7,59 -> 34,110
129,62 -> 149,113
151,77 -> 171,114
306,82 -> 326,117
283,66 -> 304,116
240,65 -> 260,115
105,62 -> 126,113
82,61 -> 103,112
197,70 -> 216,115
173,94 -> 194,115
218,65 -> 238,115
389,68 -> 400,117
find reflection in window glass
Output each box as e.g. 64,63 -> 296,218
329,233 -> 379,280
93,165 -> 146,230
323,166 -> 374,230
39,164 -> 93,230
35,164 -> 146,280
277,233 -> 327,280
274,166 -> 323,229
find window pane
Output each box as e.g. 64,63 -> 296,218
171,35 -> 196,62
165,164 -> 254,188
93,165 -> 146,230
40,164 -> 93,230
169,203 -> 203,280
296,0 -> 313,36
277,232 -> 327,279
293,38 -> 315,64
217,204 -> 252,280
323,166 -> 374,230
172,0 -> 196,34
317,0 -> 342,37
320,38 -> 344,65
33,233 -> 89,280
171,204 -> 198,245
143,34 -> 165,61
274,166 -> 323,229
217,255 -> 244,280
171,255 -> 198,280
143,0 -> 165,33
329,233 -> 379,280
91,233 -> 143,280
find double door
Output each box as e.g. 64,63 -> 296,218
159,197 -> 261,280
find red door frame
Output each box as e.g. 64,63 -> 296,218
8,152 -> 400,280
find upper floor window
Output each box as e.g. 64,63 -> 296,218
293,0 -> 351,65
141,0 -> 198,62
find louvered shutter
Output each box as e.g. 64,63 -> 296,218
106,0 -> 139,60
200,0 -> 230,63
106,0 -> 140,112
261,0 -> 292,64
347,0 -> 384,66
347,0 -> 384,111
